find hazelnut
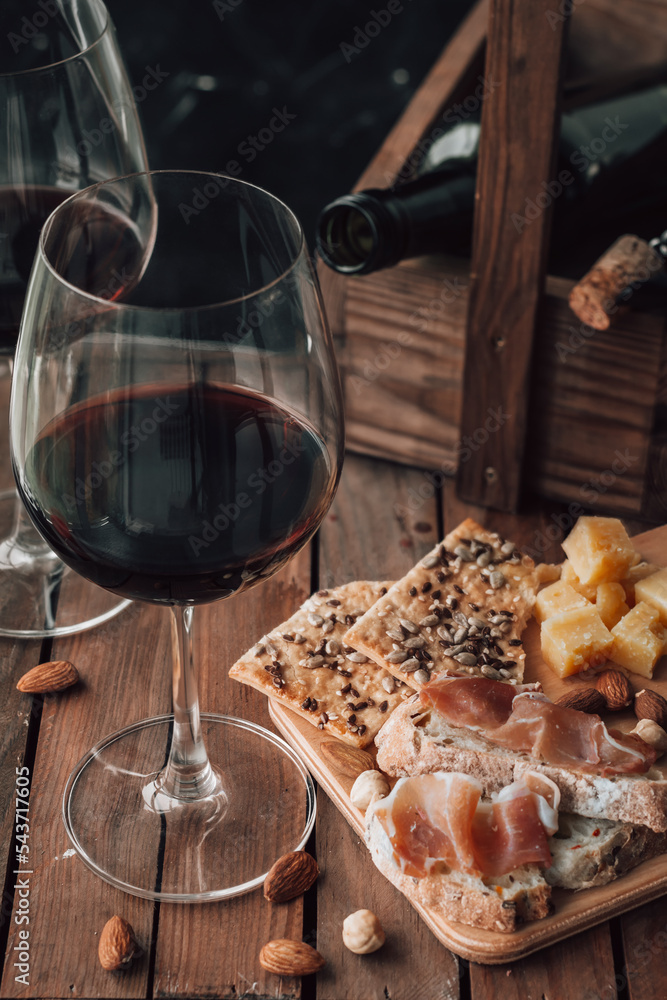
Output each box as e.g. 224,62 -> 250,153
350,770 -> 390,811
630,718 -> 667,754
342,909 -> 385,954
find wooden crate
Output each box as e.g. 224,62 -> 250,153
318,0 -> 667,518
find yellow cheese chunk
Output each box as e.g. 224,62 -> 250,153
610,602 -> 666,679
621,561 -> 660,606
541,605 -> 613,678
560,559 -> 598,602
535,581 -> 589,623
634,568 -> 667,625
561,516 -> 636,586
595,582 -> 630,630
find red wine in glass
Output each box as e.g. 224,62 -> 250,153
18,383 -> 334,605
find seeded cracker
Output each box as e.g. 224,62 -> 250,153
229,581 -> 413,748
344,519 -> 558,689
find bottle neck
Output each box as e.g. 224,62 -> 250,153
316,171 -> 475,275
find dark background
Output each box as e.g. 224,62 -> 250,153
108,0 -> 473,246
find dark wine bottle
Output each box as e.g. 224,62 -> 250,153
316,84 -> 667,276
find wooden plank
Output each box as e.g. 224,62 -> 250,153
457,0 -> 568,511
0,371 -> 52,990
621,898 -> 667,1000
469,924 -> 618,1000
315,454 -> 461,999
1,602 -> 168,999
151,548 -> 311,1000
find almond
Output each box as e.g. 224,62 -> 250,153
596,670 -> 633,711
634,689 -> 667,729
16,660 -> 78,694
98,915 -> 139,971
263,851 -> 319,902
319,739 -> 375,778
555,688 -> 605,715
259,939 -> 325,976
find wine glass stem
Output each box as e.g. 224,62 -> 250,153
160,605 -> 218,800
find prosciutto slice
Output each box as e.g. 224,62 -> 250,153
421,677 -> 657,776
371,771 -> 557,878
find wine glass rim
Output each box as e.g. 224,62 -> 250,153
0,0 -> 111,78
38,169 -> 308,312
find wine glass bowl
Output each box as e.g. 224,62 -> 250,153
0,0 -> 148,636
11,170 -> 343,899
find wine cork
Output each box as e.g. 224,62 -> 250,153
568,235 -> 663,330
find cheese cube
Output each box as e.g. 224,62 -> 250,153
562,517 -> 636,586
561,559 -> 598,602
621,561 -> 660,606
595,583 -> 630,630
541,605 -> 613,678
634,568 -> 667,625
610,602 -> 666,678
535,581 -> 590,623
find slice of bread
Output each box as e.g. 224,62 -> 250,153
547,814 -> 667,890
366,807 -> 667,931
375,696 -> 667,831
365,809 -> 552,933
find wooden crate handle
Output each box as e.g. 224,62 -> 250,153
456,0 -> 568,512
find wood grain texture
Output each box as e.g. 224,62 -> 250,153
468,924 -> 617,1000
315,455 -> 460,998
456,0 -> 568,511
1,602 -> 169,999
152,548 -> 311,1000
621,897 -> 667,1000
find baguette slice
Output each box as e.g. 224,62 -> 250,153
548,814 -> 667,889
365,808 -> 551,933
375,696 -> 667,831
366,807 -> 667,932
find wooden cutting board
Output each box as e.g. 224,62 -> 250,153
269,524 -> 667,964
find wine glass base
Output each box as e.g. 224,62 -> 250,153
63,714 -> 317,902
0,488 -> 131,638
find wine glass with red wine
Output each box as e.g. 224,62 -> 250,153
11,170 -> 344,899
0,0 -> 147,636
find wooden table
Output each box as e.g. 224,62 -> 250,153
0,372 -> 665,1000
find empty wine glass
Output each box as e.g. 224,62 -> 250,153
11,170 -> 344,899
0,0 -> 148,636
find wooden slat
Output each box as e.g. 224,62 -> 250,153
152,549 -> 312,1000
1,603 -> 168,999
469,924 -> 618,1000
315,454 -> 461,1000
457,0 -> 568,511
621,899 -> 667,1000
0,373 -> 52,993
